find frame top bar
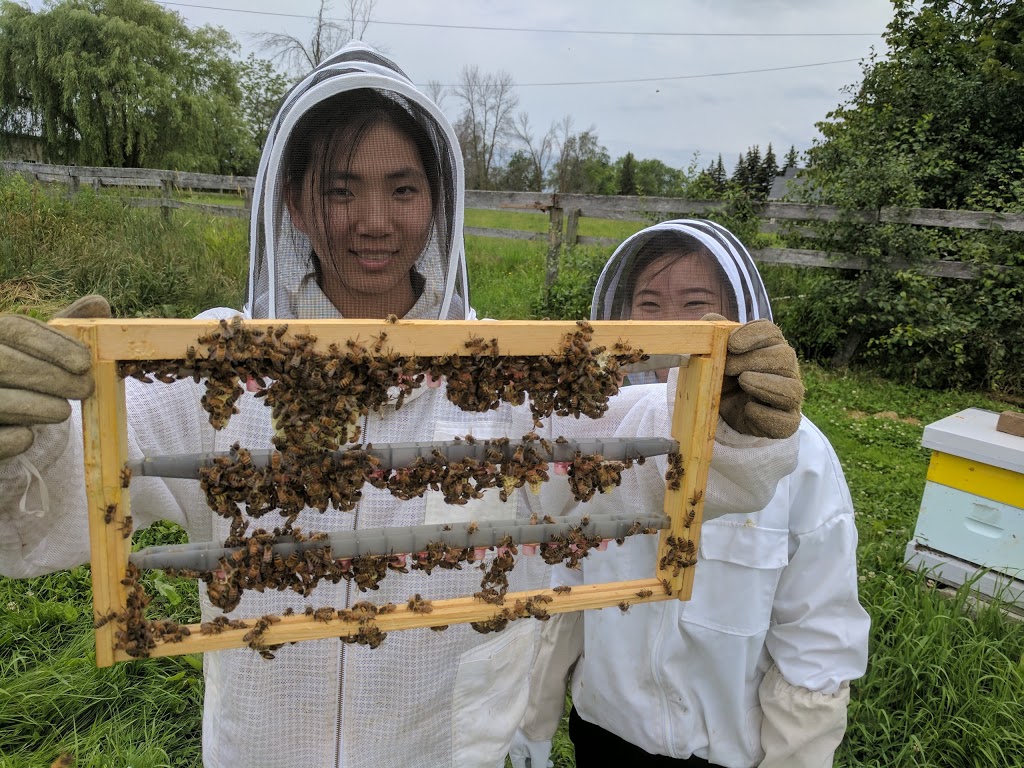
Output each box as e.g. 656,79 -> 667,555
50,318 -> 733,360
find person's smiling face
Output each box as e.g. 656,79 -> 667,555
290,120 -> 433,318
630,248 -> 737,382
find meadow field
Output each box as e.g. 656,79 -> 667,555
1,178 -> 1022,767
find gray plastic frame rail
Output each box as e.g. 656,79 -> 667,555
127,437 -> 677,479
129,513 -> 671,572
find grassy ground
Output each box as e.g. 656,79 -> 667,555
2,177 -> 1023,766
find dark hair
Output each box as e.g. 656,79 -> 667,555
282,88 -> 447,273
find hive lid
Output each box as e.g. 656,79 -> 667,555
922,408 -> 1024,473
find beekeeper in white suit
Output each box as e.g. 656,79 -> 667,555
511,220 -> 870,768
0,42 -> 551,768
0,43 -> 809,767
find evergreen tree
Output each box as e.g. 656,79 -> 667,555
784,144 -> 799,170
617,151 -> 638,195
732,153 -> 750,190
756,143 -> 778,199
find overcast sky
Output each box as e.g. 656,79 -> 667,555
36,0 -> 896,170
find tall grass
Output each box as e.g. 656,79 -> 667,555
0,174 -> 247,319
2,177 -> 1023,767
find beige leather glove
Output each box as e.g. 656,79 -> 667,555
0,295 -> 111,460
759,664 -> 850,768
703,314 -> 803,440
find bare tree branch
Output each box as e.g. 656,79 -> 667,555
512,112 -> 556,191
453,66 -> 519,189
425,79 -> 447,110
252,0 -> 377,74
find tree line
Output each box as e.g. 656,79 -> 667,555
0,0 -> 796,196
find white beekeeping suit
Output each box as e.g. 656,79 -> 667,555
0,42 -> 546,768
515,221 -> 870,768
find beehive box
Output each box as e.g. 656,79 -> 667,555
905,408 -> 1024,606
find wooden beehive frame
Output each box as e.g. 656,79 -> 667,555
53,318 -> 730,667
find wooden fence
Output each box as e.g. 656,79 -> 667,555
4,160 -> 1023,284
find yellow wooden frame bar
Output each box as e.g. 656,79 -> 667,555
52,318 -> 730,666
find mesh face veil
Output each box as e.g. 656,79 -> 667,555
245,42 -> 469,320
591,219 -> 773,384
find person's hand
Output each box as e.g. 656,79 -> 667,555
508,727 -> 553,768
703,313 -> 803,439
0,295 -> 111,460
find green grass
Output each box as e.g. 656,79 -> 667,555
3,176 -> 1024,767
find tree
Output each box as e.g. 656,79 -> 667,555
634,157 -> 687,197
510,111 -> 555,192
0,0 -> 250,171
617,152 -> 638,196
808,0 -> 1024,211
255,0 -> 376,74
235,53 -> 289,172
783,144 -> 799,170
548,119 -> 613,194
788,0 -> 1024,393
758,143 -> 779,196
453,66 -> 518,189
424,80 -> 447,110
496,149 -> 540,191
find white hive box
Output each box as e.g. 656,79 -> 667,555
904,408 -> 1024,607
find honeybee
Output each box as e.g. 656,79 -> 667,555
466,521 -> 479,535
618,602 -> 631,613
93,610 -> 119,628
120,466 -> 132,488
313,607 -> 335,623
407,594 -> 434,614
552,585 -> 572,595
635,589 -> 654,598
104,504 -> 117,524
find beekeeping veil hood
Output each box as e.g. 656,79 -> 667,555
244,42 -> 469,320
592,219 -> 772,384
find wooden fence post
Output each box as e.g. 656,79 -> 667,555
243,185 -> 253,214
565,208 -> 582,247
546,195 -> 563,294
68,173 -> 80,198
160,179 -> 173,222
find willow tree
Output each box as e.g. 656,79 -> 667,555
0,0 -> 253,172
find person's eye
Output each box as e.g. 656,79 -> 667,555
638,302 -> 661,312
325,186 -> 354,199
394,185 -> 420,197
685,301 -> 711,309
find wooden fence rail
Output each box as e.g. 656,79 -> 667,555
4,160 -> 1023,282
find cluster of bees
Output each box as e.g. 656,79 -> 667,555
470,594 -> 554,634
99,564 -> 191,657
431,323 -> 644,425
197,437 -> 641,542
121,317 -> 645,443
109,317 -> 698,657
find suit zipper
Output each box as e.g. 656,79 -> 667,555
334,412 -> 369,768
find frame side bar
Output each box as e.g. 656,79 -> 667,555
82,351 -> 131,667
658,325 -> 730,599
